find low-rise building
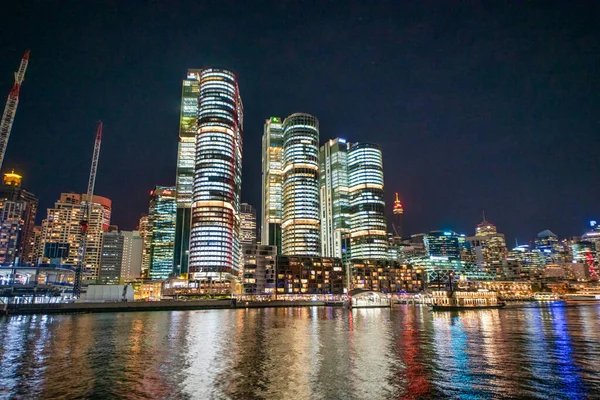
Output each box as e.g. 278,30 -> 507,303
276,256 -> 344,295
350,259 -> 425,293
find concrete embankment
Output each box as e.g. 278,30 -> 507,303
2,300 -> 333,316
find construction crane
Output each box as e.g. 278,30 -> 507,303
0,50 -> 30,171
73,121 -> 103,298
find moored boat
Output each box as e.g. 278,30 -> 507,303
429,289 -> 505,311
533,292 -> 561,301
564,290 -> 600,302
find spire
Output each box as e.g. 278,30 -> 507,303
482,210 -> 486,222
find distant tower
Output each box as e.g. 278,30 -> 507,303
393,192 -> 404,238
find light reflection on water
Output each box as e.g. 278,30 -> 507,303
0,304 -> 599,399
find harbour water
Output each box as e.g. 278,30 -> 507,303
1,303 -> 599,399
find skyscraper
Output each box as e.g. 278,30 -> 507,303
138,214 -> 151,278
467,218 -> 508,267
346,142 -> 387,260
174,69 -> 201,277
261,117 -> 284,252
0,171 -> 38,264
39,193 -> 111,280
148,186 -> 176,280
281,113 -> 320,256
240,203 -> 257,245
424,231 -> 462,261
99,225 -> 124,284
189,69 -> 243,285
121,230 -> 143,281
319,138 -> 349,258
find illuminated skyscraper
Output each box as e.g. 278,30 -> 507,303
424,231 -> 462,261
189,69 -> 243,283
281,113 -> 320,256
261,117 -> 284,251
148,186 -> 176,280
39,193 -> 111,280
138,214 -> 151,278
174,69 -> 201,276
467,218 -> 508,267
240,203 -> 257,245
319,138 -> 349,258
347,142 -> 387,260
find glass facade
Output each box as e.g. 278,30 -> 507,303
261,117 -> 283,252
424,231 -> 462,261
189,69 -> 243,280
347,143 -> 388,260
281,113 -> 320,256
319,138 -> 349,258
240,203 -> 257,245
174,69 -> 201,276
149,186 -> 177,280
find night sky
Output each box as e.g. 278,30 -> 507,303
1,1 -> 599,245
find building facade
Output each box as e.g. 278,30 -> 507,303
148,186 -> 177,280
424,231 -> 462,262
261,117 -> 284,252
346,142 -> 387,260
350,259 -> 425,293
319,138 -> 350,258
122,230 -> 143,281
174,69 -> 201,277
242,244 -> 276,295
281,113 -> 320,256
240,203 -> 257,245
39,193 -> 111,280
466,219 -> 508,267
98,226 -> 124,284
189,68 -> 243,285
138,214 -> 151,278
276,255 -> 344,295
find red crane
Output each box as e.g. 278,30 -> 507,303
73,121 -> 103,298
0,50 -> 30,171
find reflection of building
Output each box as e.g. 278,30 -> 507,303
189,69 -> 243,285
242,244 -> 276,295
174,70 -> 201,277
281,113 -> 320,256
39,193 -> 111,280
347,143 -> 387,260
350,259 -> 425,293
138,214 -> 151,278
240,203 -> 257,245
148,186 -> 176,280
0,171 -> 38,264
276,256 -> 344,295
320,138 -> 350,258
261,117 -> 284,251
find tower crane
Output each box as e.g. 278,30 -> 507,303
73,121 -> 103,298
0,50 -> 30,171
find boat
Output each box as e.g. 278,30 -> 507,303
533,292 -> 560,301
564,290 -> 600,302
429,289 -> 505,311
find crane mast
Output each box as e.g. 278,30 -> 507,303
0,50 -> 30,171
73,121 -> 103,298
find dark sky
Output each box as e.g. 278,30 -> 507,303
1,1 -> 599,245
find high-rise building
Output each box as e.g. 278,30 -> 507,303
99,225 -> 124,284
242,244 -> 276,295
346,142 -> 387,260
466,218 -> 508,267
138,214 -> 151,278
0,171 -> 38,264
534,229 -> 567,265
39,193 -> 111,280
122,230 -> 143,281
261,117 -> 284,252
148,186 -> 176,280
240,203 -> 257,245
424,231 -> 462,262
174,69 -> 201,277
319,138 -> 350,258
281,113 -> 320,256
189,69 -> 243,285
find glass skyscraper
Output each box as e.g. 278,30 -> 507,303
347,142 -> 388,260
174,69 -> 201,277
281,113 -> 320,256
189,69 -> 243,281
148,186 -> 177,280
261,117 -> 283,252
240,203 -> 257,245
319,138 -> 350,258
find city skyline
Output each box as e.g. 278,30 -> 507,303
0,2 -> 599,244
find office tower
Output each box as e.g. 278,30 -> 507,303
242,244 -> 276,295
148,186 -> 176,280
99,226 -> 124,284
346,142 -> 387,260
0,171 -> 38,264
138,214 -> 151,278
424,231 -> 462,261
261,117 -> 284,252
39,193 -> 111,280
122,230 -> 143,281
30,225 -> 42,264
534,229 -> 567,264
174,69 -> 201,277
240,203 -> 257,245
466,218 -> 508,266
319,138 -> 350,258
281,113 -> 320,256
189,69 -> 243,284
